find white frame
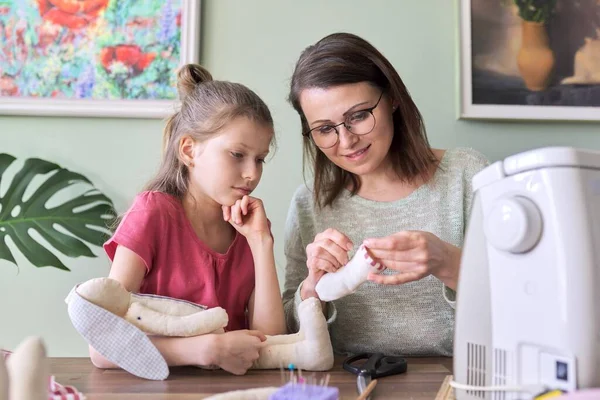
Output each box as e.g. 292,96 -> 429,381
0,0 -> 201,119
458,0 -> 600,121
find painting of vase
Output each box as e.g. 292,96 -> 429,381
459,0 -> 600,121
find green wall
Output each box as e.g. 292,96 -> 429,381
1,0 -> 598,356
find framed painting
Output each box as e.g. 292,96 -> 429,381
0,0 -> 200,118
459,0 -> 600,121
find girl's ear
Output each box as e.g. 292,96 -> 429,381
179,135 -> 195,167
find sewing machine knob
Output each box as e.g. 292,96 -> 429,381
484,196 -> 542,253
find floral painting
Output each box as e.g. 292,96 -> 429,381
0,0 -> 200,117
459,0 -> 600,121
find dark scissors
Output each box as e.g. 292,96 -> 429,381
343,353 -> 407,399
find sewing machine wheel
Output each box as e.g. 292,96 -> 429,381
484,196 -> 542,253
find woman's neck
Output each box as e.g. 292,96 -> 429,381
355,165 -> 414,202
354,149 -> 443,202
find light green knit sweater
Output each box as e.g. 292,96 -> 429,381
282,148 -> 489,356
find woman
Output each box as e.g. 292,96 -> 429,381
282,33 -> 489,356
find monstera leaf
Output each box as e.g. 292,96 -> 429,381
0,154 -> 116,271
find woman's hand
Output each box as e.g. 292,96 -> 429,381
210,330 -> 266,375
300,228 -> 353,300
222,196 -> 271,242
364,231 -> 461,290
306,228 -> 353,274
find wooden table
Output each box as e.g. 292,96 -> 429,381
50,356 -> 453,399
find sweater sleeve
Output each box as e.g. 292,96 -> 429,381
463,149 -> 490,231
282,187 -> 337,333
444,148 -> 490,308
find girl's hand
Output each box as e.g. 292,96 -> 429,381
211,330 -> 266,375
364,231 -> 460,289
222,196 -> 270,241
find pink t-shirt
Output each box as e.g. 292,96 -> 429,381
103,191 -> 255,331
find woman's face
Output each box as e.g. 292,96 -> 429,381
299,82 -> 395,178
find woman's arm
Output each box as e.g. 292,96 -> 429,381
247,234 -> 287,335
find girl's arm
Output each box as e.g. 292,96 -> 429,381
89,245 -> 219,369
247,234 -> 287,335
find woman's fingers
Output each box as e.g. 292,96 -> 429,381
315,228 -> 353,251
308,255 -> 338,274
319,239 -> 350,266
367,247 -> 426,265
313,240 -> 348,267
367,270 -> 423,285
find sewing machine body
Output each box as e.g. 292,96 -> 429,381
454,147 -> 600,399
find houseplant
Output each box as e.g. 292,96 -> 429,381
0,154 -> 116,271
513,0 -> 558,90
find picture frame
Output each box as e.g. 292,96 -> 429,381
0,0 -> 200,118
458,0 -> 600,121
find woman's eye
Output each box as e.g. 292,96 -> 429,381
231,152 -> 243,159
257,158 -> 266,164
349,111 -> 369,123
317,125 -> 334,135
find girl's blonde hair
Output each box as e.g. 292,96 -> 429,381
145,64 -> 274,198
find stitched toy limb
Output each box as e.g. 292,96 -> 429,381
75,278 -> 229,337
315,245 -> 385,301
125,302 -> 228,337
252,297 -> 334,371
132,293 -> 209,316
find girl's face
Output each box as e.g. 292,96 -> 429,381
299,82 -> 395,178
186,117 -> 273,206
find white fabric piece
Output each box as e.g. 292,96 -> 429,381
315,245 -> 385,301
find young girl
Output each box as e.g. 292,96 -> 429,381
90,64 -> 286,375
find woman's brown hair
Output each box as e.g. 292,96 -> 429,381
288,33 -> 436,207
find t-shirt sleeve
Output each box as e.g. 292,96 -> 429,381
103,192 -> 167,274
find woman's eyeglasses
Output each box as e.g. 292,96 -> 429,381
303,90 -> 385,149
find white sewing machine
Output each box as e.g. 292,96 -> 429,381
453,147 -> 600,400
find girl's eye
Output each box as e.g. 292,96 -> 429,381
257,158 -> 266,164
231,152 -> 243,159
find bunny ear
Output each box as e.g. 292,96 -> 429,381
67,288 -> 169,380
0,348 -> 7,400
